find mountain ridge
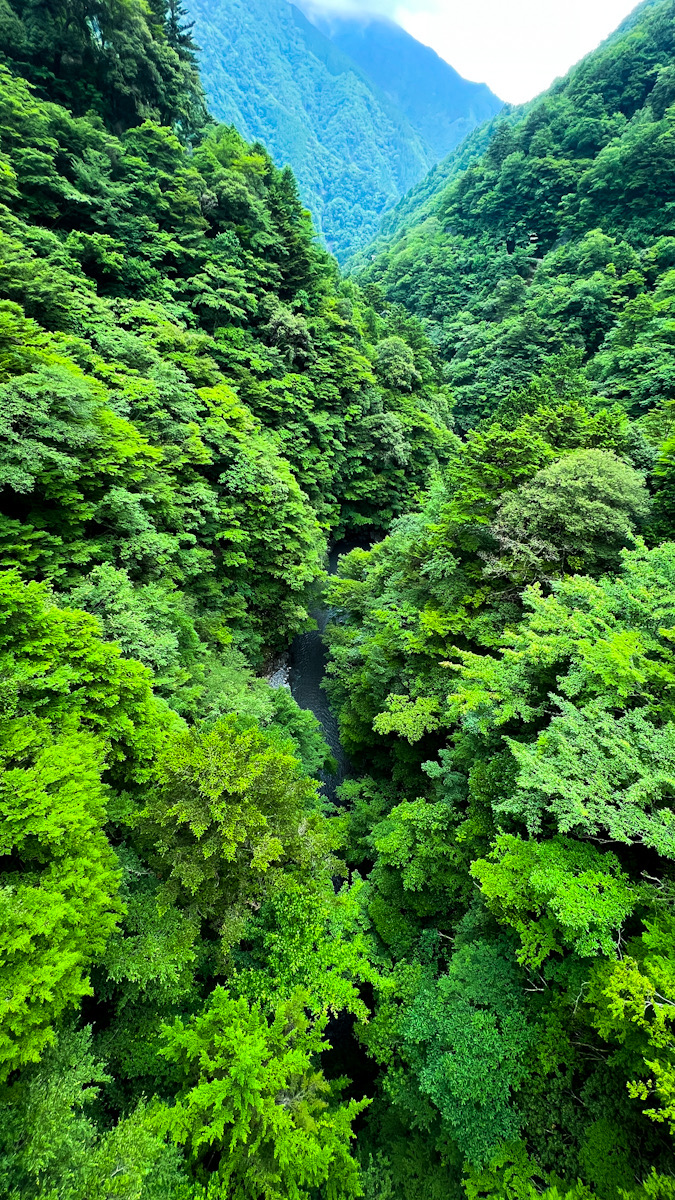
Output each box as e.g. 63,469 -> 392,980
185,0 -> 502,259
299,6 -> 501,160
352,0 -> 675,428
350,0 -> 661,262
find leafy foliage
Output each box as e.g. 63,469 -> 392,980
6,0 -> 675,1196
0,0 -> 448,1187
319,7 -> 675,1185
0,38 -> 453,661
0,568 -> 164,1077
139,716 -> 334,937
157,987 -> 367,1199
0,1029 -> 184,1200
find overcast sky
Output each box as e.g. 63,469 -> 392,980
301,0 -> 642,103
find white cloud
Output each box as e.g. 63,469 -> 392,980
298,0 -> 393,15
299,0 -> 642,103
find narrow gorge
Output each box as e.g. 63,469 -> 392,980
2,0 -> 675,1197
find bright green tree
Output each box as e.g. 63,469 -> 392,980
486,448 -> 650,584
139,716 -> 340,942
157,988 -> 367,1200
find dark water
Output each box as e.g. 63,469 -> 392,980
290,537 -> 374,801
291,536 -> 382,1103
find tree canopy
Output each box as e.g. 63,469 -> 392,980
4,0 -> 675,1196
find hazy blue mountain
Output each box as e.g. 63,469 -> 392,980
185,0 -> 502,260
345,101 -> 528,273
302,8 -> 502,161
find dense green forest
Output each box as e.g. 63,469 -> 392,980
184,0 -> 501,262
3,0 -> 675,1197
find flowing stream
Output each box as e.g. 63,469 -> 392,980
290,537 -> 380,1103
289,537 -> 374,801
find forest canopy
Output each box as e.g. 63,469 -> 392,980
3,0 -> 675,1198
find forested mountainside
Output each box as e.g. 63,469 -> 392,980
356,0 -> 675,428
184,0 -> 502,261
319,0 -> 675,1193
296,7 -> 501,162
346,100 -> 527,271
3,0 -> 675,1197
0,1 -> 453,1196
350,0 -> 665,264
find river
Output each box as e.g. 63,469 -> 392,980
289,537 -> 375,801
290,536 -> 380,1105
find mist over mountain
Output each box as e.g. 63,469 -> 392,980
185,0 -> 502,259
347,0 -> 663,266
300,7 -> 501,161
354,0 -> 675,427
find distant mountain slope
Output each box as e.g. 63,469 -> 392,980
302,9 -> 502,162
354,0 -> 675,429
353,0 -> 662,265
185,0 -> 502,261
345,101 -> 529,273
